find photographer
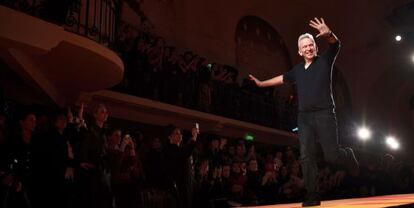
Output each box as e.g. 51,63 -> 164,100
108,131 -> 142,208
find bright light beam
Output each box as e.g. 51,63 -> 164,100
357,127 -> 371,140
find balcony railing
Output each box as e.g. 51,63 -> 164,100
1,0 -> 120,49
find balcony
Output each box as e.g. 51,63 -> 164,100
0,0 -> 124,105
0,0 -> 297,142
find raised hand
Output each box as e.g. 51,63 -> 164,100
120,134 -> 134,152
65,167 -> 74,181
190,127 -> 199,142
248,74 -> 262,87
309,17 -> 331,38
80,162 -> 95,170
67,141 -> 74,159
78,102 -> 84,120
67,107 -> 74,123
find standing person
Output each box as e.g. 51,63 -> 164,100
249,18 -> 358,207
164,125 -> 199,208
31,109 -> 75,208
77,103 -> 112,208
0,110 -> 37,208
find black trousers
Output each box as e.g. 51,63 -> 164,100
298,109 -> 348,196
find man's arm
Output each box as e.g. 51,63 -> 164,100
182,127 -> 198,158
309,17 -> 338,44
310,17 -> 340,63
248,74 -> 284,88
326,31 -> 339,44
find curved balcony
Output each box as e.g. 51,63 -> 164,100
0,1 -> 123,105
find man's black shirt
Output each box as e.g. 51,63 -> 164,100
283,41 -> 340,112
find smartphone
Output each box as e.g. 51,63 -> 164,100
195,122 -> 200,134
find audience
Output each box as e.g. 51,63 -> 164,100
114,21 -> 298,130
1,102 -> 412,208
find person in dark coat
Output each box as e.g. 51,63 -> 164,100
31,109 -> 76,208
164,125 -> 199,208
77,103 -> 111,208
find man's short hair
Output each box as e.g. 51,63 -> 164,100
93,103 -> 107,114
165,124 -> 178,137
297,33 -> 315,48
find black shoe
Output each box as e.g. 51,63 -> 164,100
302,193 -> 321,207
302,200 -> 321,207
345,147 -> 359,172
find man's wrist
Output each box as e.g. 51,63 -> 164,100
326,30 -> 338,43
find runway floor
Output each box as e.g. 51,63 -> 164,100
245,193 -> 414,208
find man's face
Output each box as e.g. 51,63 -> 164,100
281,166 -> 288,176
298,37 -> 318,61
236,145 -> 244,156
94,106 -> 108,124
169,128 -> 182,145
109,130 -> 122,145
248,160 -> 258,171
232,162 -> 241,174
222,166 -> 231,178
152,137 -> 162,150
21,114 -> 36,131
211,139 -> 219,149
275,151 -> 283,159
55,115 -> 67,132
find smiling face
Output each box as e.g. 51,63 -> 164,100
298,36 -> 318,62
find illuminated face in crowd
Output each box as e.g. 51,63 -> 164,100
109,130 -> 122,146
235,145 -> 245,157
152,137 -> 162,150
169,128 -> 183,145
55,115 -> 67,132
222,165 -> 231,178
21,113 -> 36,132
248,160 -> 258,172
94,105 -> 108,124
232,162 -> 241,174
210,139 -> 219,150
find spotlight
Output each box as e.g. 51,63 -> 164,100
395,35 -> 402,42
411,53 -> 414,63
386,136 -> 400,150
357,127 -> 371,140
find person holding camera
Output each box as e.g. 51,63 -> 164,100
164,125 -> 199,208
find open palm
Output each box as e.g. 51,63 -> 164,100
309,17 -> 331,38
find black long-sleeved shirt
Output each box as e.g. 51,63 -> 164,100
283,41 -> 340,112
164,140 -> 196,185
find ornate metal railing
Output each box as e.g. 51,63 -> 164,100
0,0 -> 120,49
